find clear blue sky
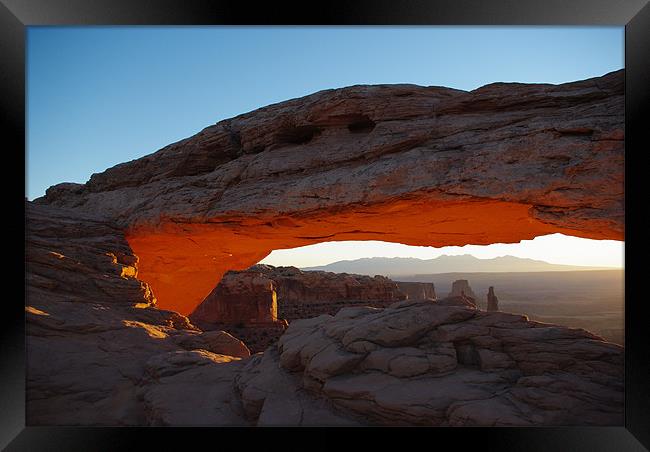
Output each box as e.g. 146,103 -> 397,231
27,26 -> 623,201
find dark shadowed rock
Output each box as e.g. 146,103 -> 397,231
447,280 -> 478,306
487,286 -> 500,312
235,300 -> 623,426
190,269 -> 280,326
395,281 -> 437,300
436,295 -> 479,309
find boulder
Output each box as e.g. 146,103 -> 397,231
171,330 -> 251,358
235,300 -> 623,426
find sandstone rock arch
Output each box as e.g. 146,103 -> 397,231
38,70 -> 624,315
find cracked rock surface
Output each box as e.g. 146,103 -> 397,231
236,300 -> 623,426
26,202 -> 249,425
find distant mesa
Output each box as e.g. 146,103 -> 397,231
189,264 -> 515,352
189,267 -> 289,353
447,279 -> 478,305
189,264 -> 439,352
445,280 -> 499,312
394,281 -> 436,301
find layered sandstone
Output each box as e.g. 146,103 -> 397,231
257,265 -> 404,302
35,70 -> 624,314
256,264 -> 408,320
235,299 -> 623,426
190,269 -> 280,326
192,265 -> 407,325
25,202 -> 250,425
190,264 -> 410,352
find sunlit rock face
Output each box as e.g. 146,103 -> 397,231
235,299 -> 623,426
36,70 -> 624,315
25,202 -> 250,425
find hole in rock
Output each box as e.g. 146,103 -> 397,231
275,125 -> 322,145
347,116 -> 376,133
131,233 -> 625,353
124,192 -> 624,351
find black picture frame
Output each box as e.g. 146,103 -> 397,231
2,0 -> 649,450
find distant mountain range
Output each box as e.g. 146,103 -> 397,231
301,255 -> 618,276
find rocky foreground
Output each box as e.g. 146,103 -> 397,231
25,202 -> 250,424
26,201 -> 623,426
189,264 -> 436,352
236,301 -> 622,426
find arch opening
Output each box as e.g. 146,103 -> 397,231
125,195 -> 621,318
184,235 -> 623,350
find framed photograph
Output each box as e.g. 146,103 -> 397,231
3,0 -> 649,449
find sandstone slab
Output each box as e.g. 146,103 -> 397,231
26,202 -> 252,425
233,298 -> 623,426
